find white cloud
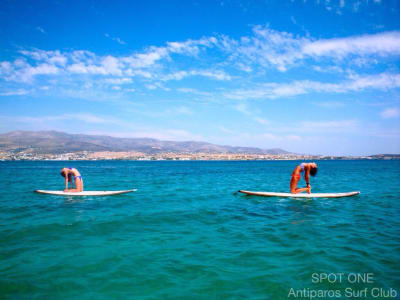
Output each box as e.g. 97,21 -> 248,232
0,61 -> 12,74
299,120 -> 359,133
0,89 -> 29,96
145,84 -> 157,90
380,108 -> 400,119
162,71 -> 188,81
105,33 -> 127,45
36,27 -> 46,34
113,129 -> 204,141
17,63 -> 60,82
131,106 -> 193,119
236,132 -> 303,142
64,113 -> 112,124
302,31 -> 400,58
314,101 -> 345,108
219,27 -> 400,71
1,27 -> 400,85
312,65 -> 343,73
123,47 -> 169,69
169,106 -> 193,115
254,117 -> 269,125
225,81 -> 307,99
286,135 -> 302,141
166,37 -> 217,56
347,73 -> 400,91
224,73 -> 400,100
234,103 -> 252,115
301,120 -> 357,128
219,126 -> 235,134
193,70 -> 231,81
70,50 -> 96,63
233,103 -> 269,125
65,56 -> 123,76
101,56 -> 123,76
1,35 -> 216,83
162,70 -> 231,81
67,63 -> 89,74
104,77 -> 132,84
176,87 -> 212,97
1,26 -> 400,102
20,50 -> 66,65
10,113 -> 127,126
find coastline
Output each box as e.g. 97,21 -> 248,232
1,151 -> 398,161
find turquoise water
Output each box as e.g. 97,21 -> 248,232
0,160 -> 399,299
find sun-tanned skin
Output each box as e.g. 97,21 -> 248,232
290,162 -> 317,194
61,167 -> 83,192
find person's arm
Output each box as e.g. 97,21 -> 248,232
64,175 -> 69,191
305,166 -> 310,187
304,167 -> 311,193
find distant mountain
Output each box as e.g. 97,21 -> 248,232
0,131 -> 291,155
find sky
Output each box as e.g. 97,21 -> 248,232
0,0 -> 399,156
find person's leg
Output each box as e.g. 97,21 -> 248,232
290,176 -> 309,194
75,177 -> 83,192
65,177 -> 83,192
290,176 -> 299,193
293,187 -> 309,194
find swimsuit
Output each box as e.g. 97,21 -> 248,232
67,167 -> 83,184
74,175 -> 83,189
67,168 -> 81,179
292,163 -> 305,180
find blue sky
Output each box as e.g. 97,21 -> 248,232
0,0 -> 399,155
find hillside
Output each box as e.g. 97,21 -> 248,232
0,131 -> 290,155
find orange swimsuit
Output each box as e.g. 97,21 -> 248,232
292,163 -> 305,180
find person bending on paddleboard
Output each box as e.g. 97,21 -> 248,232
60,167 -> 83,192
290,162 -> 317,194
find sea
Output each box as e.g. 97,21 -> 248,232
0,160 -> 399,299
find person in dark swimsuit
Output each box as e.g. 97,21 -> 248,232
290,162 -> 317,194
60,167 -> 83,192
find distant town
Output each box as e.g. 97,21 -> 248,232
0,150 -> 399,161
0,131 -> 399,161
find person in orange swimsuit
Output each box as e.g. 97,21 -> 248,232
60,167 -> 84,192
290,162 -> 318,194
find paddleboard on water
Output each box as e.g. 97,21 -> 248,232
35,189 -> 137,196
238,190 -> 360,198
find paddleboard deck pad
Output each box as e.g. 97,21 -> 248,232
35,189 -> 137,196
238,190 -> 359,198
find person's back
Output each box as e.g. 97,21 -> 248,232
60,167 -> 83,192
290,162 -> 317,194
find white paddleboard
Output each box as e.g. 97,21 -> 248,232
35,189 -> 137,196
238,190 -> 359,198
